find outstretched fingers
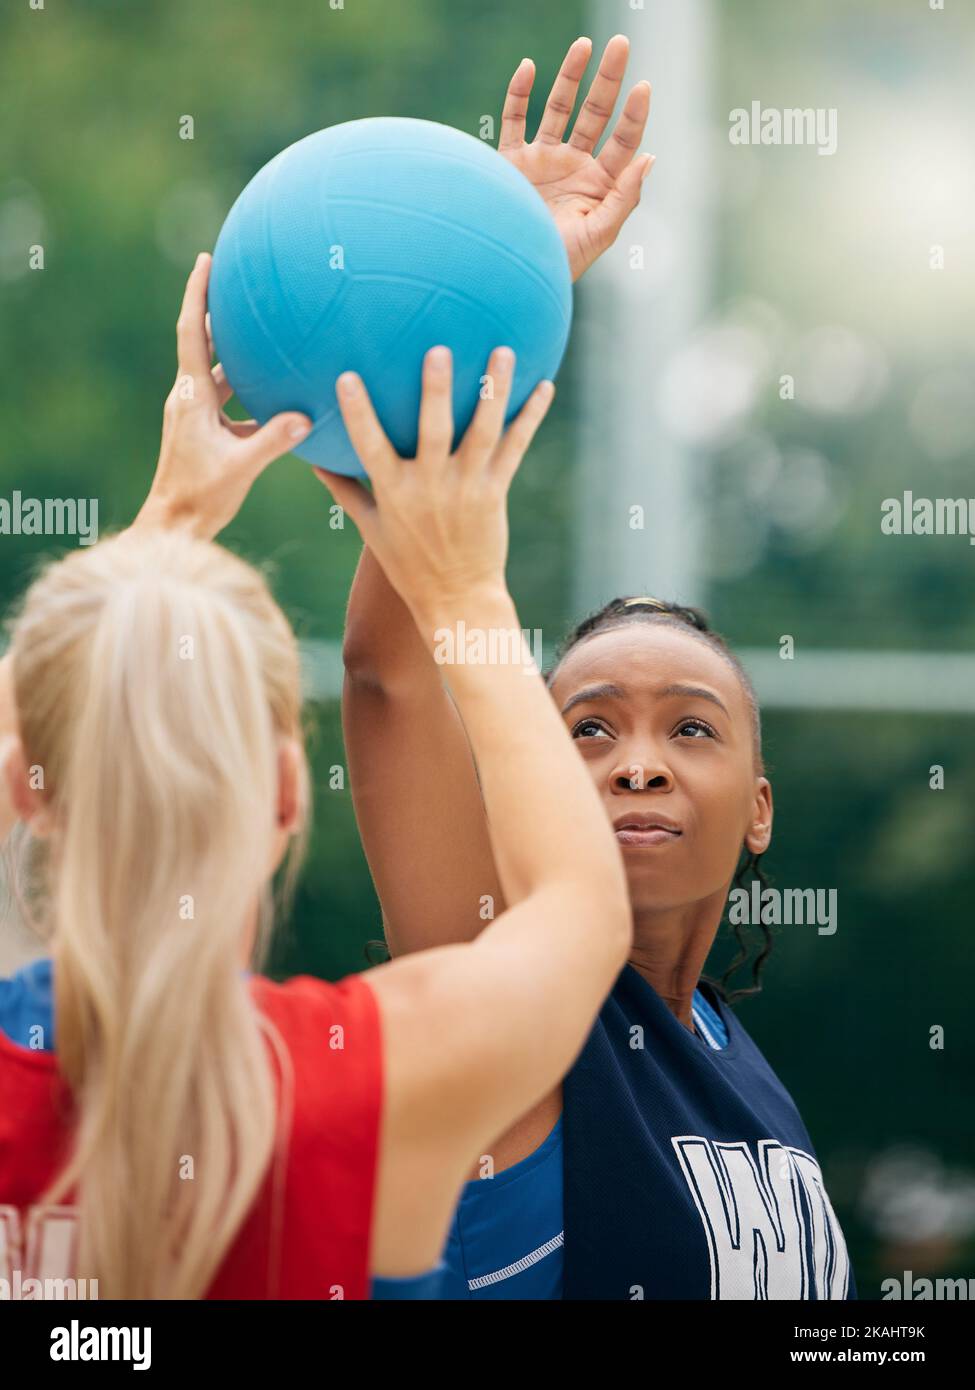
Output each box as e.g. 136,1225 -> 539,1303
334,372 -> 396,486
596,79 -> 652,181
458,347 -> 516,473
536,37 -> 592,145
416,346 -> 455,470
499,57 -> 536,151
567,34 -> 631,156
175,253 -> 216,397
492,380 -> 555,488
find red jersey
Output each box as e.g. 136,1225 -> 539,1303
0,972 -> 383,1299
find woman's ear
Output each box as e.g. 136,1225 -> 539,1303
1,736 -> 54,838
745,776 -> 773,857
276,737 -> 303,836
267,738 -> 306,880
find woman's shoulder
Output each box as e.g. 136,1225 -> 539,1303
248,970 -> 381,1057
249,967 -> 375,1012
248,971 -> 384,1146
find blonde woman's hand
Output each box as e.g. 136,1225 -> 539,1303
313,347 -> 554,627
133,252 -> 313,542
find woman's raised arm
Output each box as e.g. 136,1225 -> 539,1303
340,35 -> 653,962
317,347 -> 631,1276
342,545 -> 507,955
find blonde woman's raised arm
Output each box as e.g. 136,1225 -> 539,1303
316,348 -> 631,1277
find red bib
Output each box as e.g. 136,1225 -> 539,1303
0,973 -> 383,1300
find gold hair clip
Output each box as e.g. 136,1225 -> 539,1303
620,596 -> 669,611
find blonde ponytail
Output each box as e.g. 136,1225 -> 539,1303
7,529 -> 310,1297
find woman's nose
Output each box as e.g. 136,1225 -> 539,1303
609,754 -> 673,793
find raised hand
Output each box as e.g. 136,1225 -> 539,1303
313,347 -> 553,627
133,253 -> 312,541
498,35 -> 654,281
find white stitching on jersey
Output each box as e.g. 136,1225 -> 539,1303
467,1231 -> 565,1290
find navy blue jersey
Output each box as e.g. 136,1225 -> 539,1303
426,986 -> 728,1299
563,967 -> 855,1300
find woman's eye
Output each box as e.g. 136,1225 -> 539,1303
572,719 -> 610,740
676,719 -> 716,739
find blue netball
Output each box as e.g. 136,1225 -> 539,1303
207,117 -> 573,477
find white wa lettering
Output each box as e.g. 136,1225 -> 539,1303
672,1138 -> 805,1297
0,1205 -> 79,1284
791,1149 -> 851,1300
671,1137 -> 849,1300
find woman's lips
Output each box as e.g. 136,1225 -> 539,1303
615,827 -> 682,848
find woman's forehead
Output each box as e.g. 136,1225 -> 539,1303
551,623 -> 742,704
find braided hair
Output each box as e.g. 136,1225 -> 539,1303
543,596 -> 772,1007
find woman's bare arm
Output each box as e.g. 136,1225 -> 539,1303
317,352 -> 631,1277
342,546 -> 505,956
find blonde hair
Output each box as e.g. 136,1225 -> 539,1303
5,527 -> 311,1297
